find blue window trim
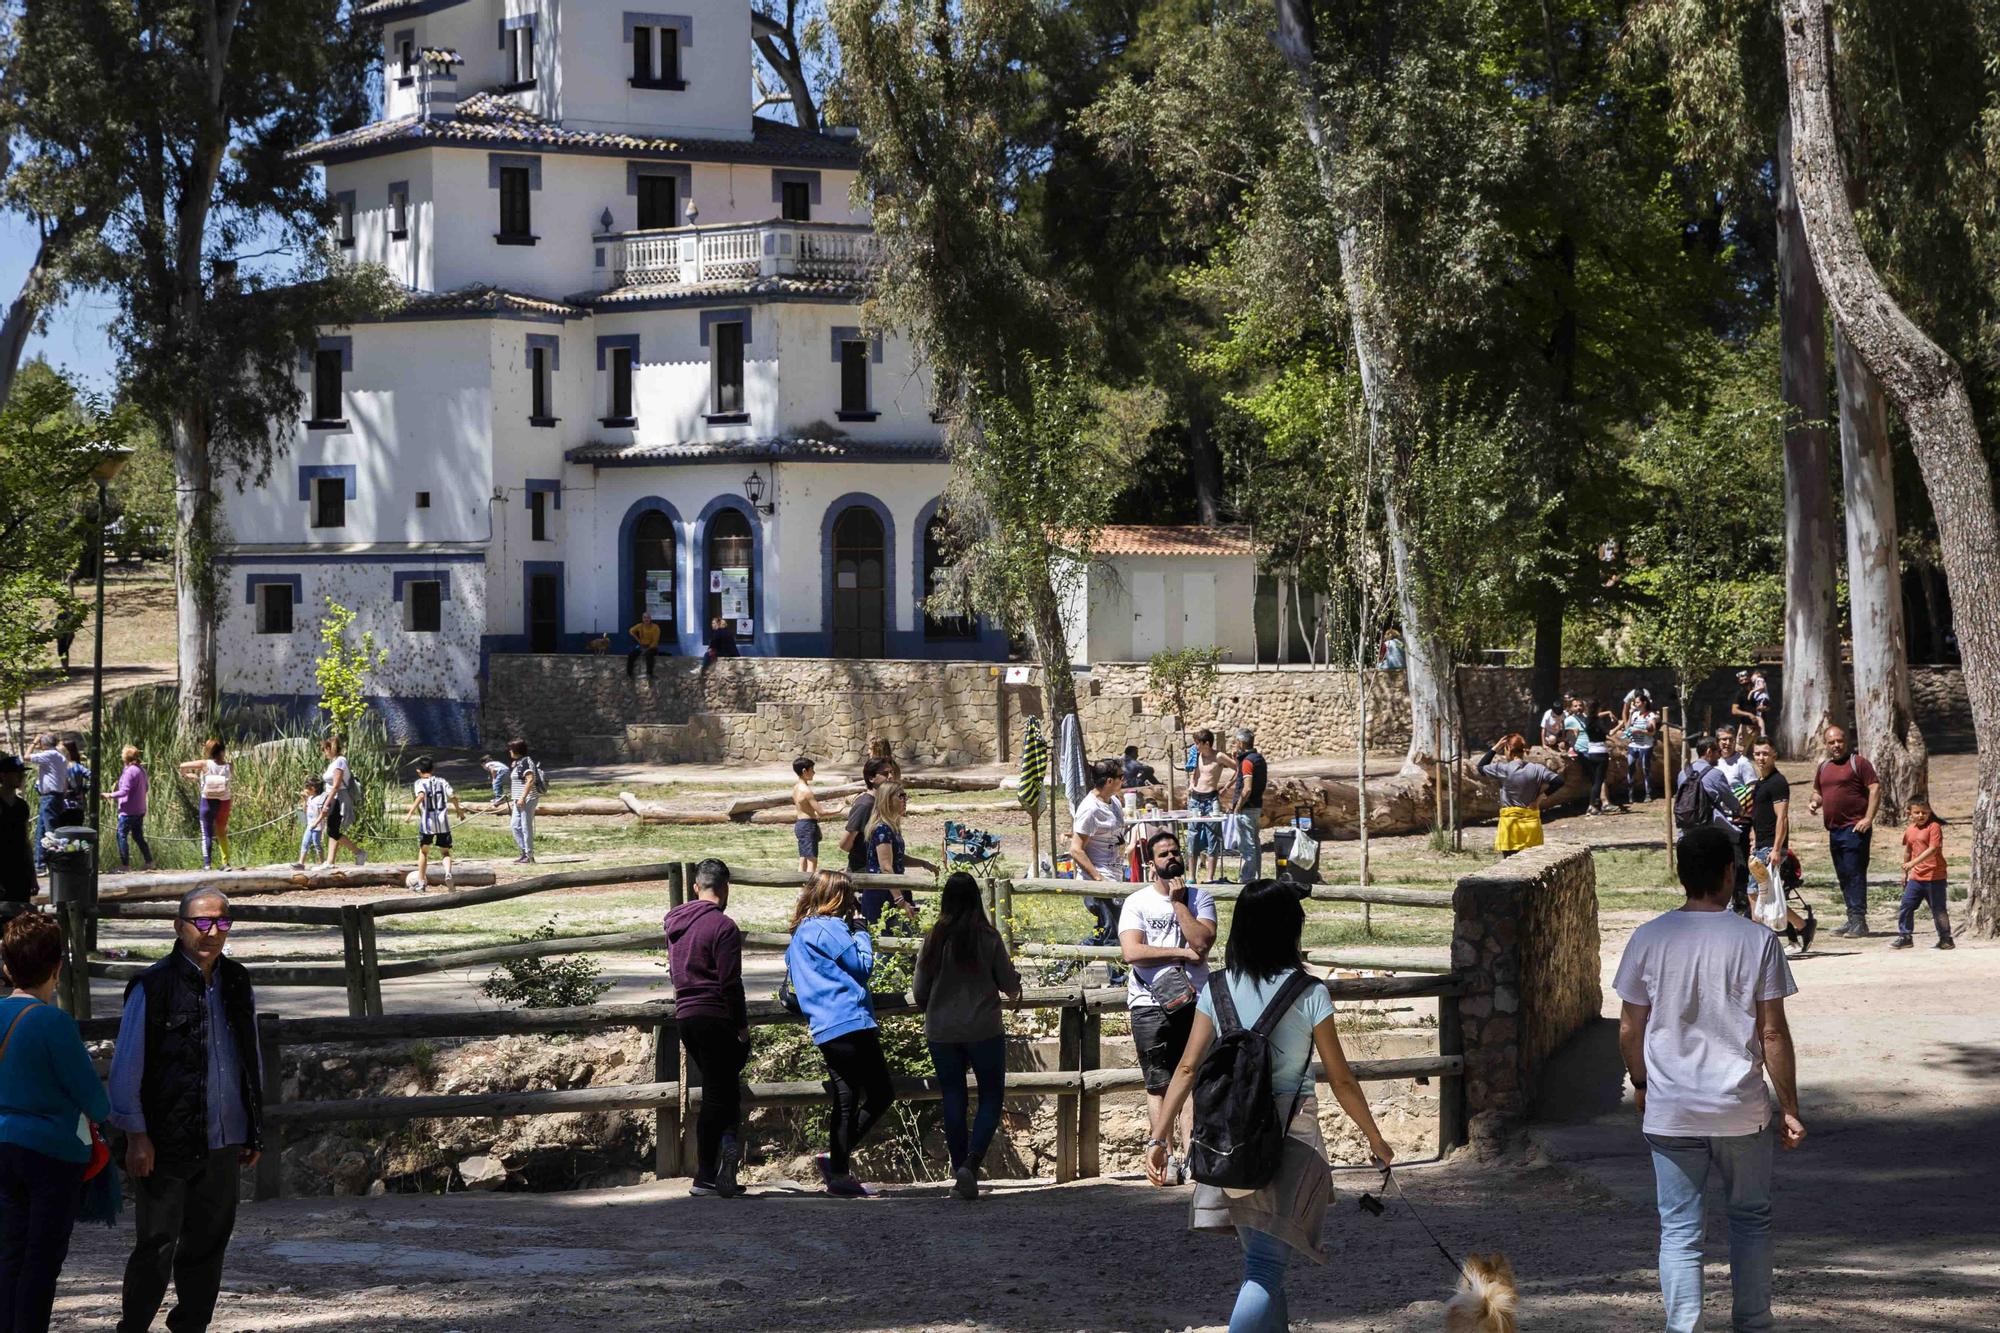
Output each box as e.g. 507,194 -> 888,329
525,332 -> 560,371
333,190 -> 358,239
522,560 -> 565,648
771,169 -> 823,206
488,153 -> 543,190
617,496 -> 687,652
392,570 -> 454,603
387,180 -> 410,223
497,13 -> 538,47
698,307 -> 752,347
296,464 -> 358,502
215,550 -> 485,567
299,336 -> 354,372
829,326 -> 884,363
623,11 -> 695,43
626,161 -> 692,204
820,492 -> 896,656
392,28 -> 417,71
243,574 -> 303,607
694,495 -> 763,655
525,478 -> 562,511
596,333 -> 641,370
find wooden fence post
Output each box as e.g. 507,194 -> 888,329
358,909 -> 384,1017
1078,1005 -> 1101,1179
1436,993 -> 1466,1154
996,879 -> 1015,949
339,906 -> 367,1019
653,1021 -> 685,1178
1055,1000 -> 1081,1184
255,1012 -> 283,1201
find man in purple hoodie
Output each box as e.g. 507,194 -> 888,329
664,858 -> 748,1197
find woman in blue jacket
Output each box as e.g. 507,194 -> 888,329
785,871 -> 894,1197
0,911 -> 112,1332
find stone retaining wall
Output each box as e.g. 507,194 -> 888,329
1451,844 -> 1601,1124
482,654 -> 1976,763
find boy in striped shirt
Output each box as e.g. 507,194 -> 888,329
406,757 -> 465,890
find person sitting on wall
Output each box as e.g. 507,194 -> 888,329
627,610 -> 663,680
703,616 -> 740,666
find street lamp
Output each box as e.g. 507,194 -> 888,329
85,446 -> 133,851
742,468 -> 774,516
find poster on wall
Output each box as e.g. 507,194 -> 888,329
645,571 -> 674,620
708,572 -> 723,593
717,567 -> 751,621
735,618 -> 754,638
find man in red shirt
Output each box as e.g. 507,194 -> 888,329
1807,725 -> 1882,937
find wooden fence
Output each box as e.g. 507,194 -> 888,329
72,977 -> 1466,1201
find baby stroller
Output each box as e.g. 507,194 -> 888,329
1743,847 -> 1818,956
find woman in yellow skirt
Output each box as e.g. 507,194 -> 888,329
1478,734 -> 1565,856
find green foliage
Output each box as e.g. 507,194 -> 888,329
1146,647 -> 1220,719
314,599 -> 386,742
479,921 -> 614,1010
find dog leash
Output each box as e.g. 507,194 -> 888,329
1362,1168 -> 1466,1282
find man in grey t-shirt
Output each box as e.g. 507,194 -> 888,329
1615,824 -> 1805,1333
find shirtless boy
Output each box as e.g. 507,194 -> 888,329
792,756 -> 828,875
1186,729 -> 1236,884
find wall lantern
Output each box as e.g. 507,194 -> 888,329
743,468 -> 775,516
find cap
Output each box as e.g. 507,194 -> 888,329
0,754 -> 23,775
1736,669 -> 1751,680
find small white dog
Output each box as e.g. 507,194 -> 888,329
1443,1254 -> 1518,1333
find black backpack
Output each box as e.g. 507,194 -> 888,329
1673,766 -> 1714,832
1188,969 -> 1321,1191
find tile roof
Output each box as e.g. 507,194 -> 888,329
1090,525 -> 1256,557
291,93 -> 864,170
385,285 -> 587,321
567,437 -> 946,467
583,274 -> 866,309
356,0 -> 470,20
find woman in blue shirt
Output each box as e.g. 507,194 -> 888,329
860,783 -> 934,926
0,911 -> 111,1332
785,871 -> 895,1198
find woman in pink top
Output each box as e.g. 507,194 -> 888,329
101,745 -> 153,870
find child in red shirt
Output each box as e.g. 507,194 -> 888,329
1893,796 -> 1953,950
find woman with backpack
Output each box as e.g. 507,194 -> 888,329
1144,879 -> 1395,1333
176,739 -> 234,871
785,870 -> 894,1197
913,871 -> 1022,1200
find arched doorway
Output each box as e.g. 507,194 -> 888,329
629,509 -> 677,632
705,506 -> 755,637
831,505 -> 886,658
922,511 -> 975,641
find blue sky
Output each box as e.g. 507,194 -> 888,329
0,212 -> 121,392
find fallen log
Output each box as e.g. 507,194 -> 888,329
396,797 -> 629,818
88,864 -> 499,902
618,792 -> 732,825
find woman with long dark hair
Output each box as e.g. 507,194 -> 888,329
784,871 -> 894,1197
1144,880 -> 1394,1333
913,872 -> 1022,1200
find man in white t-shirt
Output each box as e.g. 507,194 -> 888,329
1614,823 -> 1805,1333
1071,758 -> 1128,947
1118,829 -> 1217,1185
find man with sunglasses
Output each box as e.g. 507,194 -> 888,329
1119,830 -> 1217,1185
108,887 -> 262,1333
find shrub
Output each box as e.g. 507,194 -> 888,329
479,921 -> 613,1009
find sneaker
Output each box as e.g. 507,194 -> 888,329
715,1138 -> 745,1198
290,861 -> 306,871
1800,917 -> 1818,953
688,1179 -> 720,1197
826,1174 -> 877,1198
355,849 -> 368,866
523,854 -> 537,864
1167,1153 -> 1187,1186
814,1153 -> 834,1190
1890,935 -> 1914,949
1834,918 -> 1858,938
1935,937 -> 1956,950
952,1166 -> 978,1201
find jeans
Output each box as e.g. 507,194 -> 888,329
296,828 -> 324,865
1234,808 -> 1262,883
511,799 -> 538,858
1827,825 -> 1872,917
1579,754 -> 1609,810
0,1142 -> 85,1333
627,646 -> 657,678
817,1027 -> 895,1176
1627,747 -> 1654,803
33,795 -> 59,870
679,1016 -> 750,1184
116,814 -> 153,869
489,774 -> 507,803
929,1035 -> 1007,1172
1189,791 -> 1219,858
1897,879 -> 1950,941
119,1145 -> 242,1333
1228,1226 -> 1292,1332
1082,895 -> 1119,944
1646,1126 -> 1775,1333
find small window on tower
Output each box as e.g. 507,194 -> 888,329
529,489 -> 549,542
255,583 -> 295,635
497,166 -> 533,242
631,25 -> 683,88
404,580 -> 442,633
780,180 -> 811,222
310,349 -> 345,425
398,38 -> 415,83
505,24 -> 536,88
604,347 -> 635,424
839,340 -> 870,415
711,323 -> 745,416
415,491 -> 431,509
636,175 -> 677,230
389,184 -> 409,239
311,477 -> 346,529
336,195 -> 355,248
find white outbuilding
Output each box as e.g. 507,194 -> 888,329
1062,526 -> 1259,665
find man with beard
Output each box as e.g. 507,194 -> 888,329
1119,829 -> 1217,1187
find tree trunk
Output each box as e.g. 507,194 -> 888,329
1836,326 -> 1927,818
1531,605 -> 1563,722
1186,406 -> 1224,525
1775,110 -> 1843,759
1271,0 -> 1457,769
751,12 -> 821,133
1781,0 -> 2000,937
1028,566 -> 1080,723
172,412 -> 217,729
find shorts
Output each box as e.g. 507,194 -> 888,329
1128,1001 -> 1196,1094
420,831 -> 453,850
794,818 -> 821,859
1188,791 -> 1219,855
325,805 -> 345,842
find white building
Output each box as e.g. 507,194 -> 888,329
215,0 -> 1004,744
1062,526 -> 1258,665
